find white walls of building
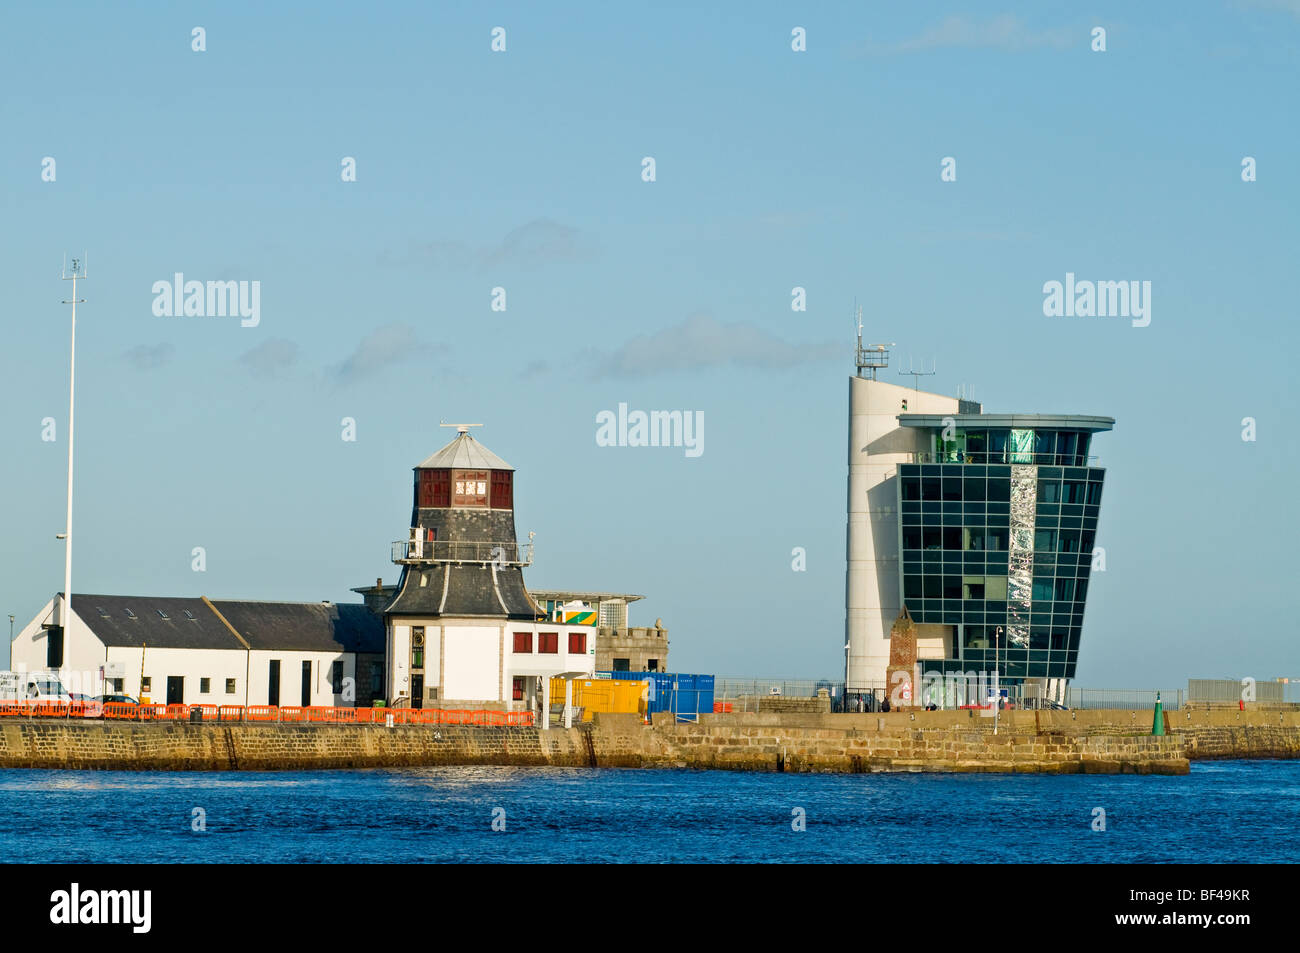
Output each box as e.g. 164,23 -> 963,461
246,652 -> 356,708
442,625 -> 502,702
108,647 -> 246,705
389,624 -> 411,702
846,377 -> 961,691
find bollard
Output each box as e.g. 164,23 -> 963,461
385,713 -> 394,729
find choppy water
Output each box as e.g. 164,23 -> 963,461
0,760 -> 1293,863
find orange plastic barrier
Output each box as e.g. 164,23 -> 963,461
189,704 -> 219,720
244,706 -> 278,722
218,705 -> 244,721
103,702 -> 138,719
713,702 -> 733,714
137,704 -> 168,720
277,706 -> 305,722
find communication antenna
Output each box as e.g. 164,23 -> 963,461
899,356 -> 936,390
58,254 -> 87,632
439,421 -> 483,435
853,304 -> 893,381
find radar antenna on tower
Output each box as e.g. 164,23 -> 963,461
853,304 -> 893,380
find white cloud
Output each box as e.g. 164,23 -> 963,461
592,313 -> 840,378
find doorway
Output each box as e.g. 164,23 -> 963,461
166,676 -> 184,705
301,661 -> 311,707
268,660 -> 280,706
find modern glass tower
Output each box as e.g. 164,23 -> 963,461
845,344 -> 1113,705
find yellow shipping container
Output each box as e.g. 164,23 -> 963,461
549,677 -> 647,721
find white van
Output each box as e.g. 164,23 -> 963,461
0,671 -> 73,702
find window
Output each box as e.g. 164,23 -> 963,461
200,678 -> 210,693
124,608 -> 137,619
141,677 -> 152,692
985,576 -> 1008,600
1086,482 -> 1103,505
963,576 -> 986,600
183,609 -> 196,621
568,632 -> 586,654
647,659 -> 659,671
225,678 -> 236,694
452,470 -> 489,507
418,469 -> 452,508
902,526 -> 923,549
1058,530 -> 1081,553
513,631 -> 532,653
46,627 -> 64,668
942,527 -> 962,550
613,658 -> 630,671
110,678 -> 123,693
512,676 -> 525,701
411,626 -> 424,669
901,477 -> 921,501
1037,481 -> 1061,503
538,632 -> 558,654
490,470 -> 513,509
597,601 -> 627,629
156,609 -> 170,621
331,660 -> 344,694
1063,481 -> 1087,504
1034,529 -> 1057,551
987,478 -> 1011,502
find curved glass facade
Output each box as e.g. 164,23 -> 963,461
897,462 -> 1104,681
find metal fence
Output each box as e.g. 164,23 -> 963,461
1064,688 -> 1184,711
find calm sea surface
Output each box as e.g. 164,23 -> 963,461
1,760 -> 1294,863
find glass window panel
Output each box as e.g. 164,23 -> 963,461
985,576 -> 1008,600
988,478 -> 1010,502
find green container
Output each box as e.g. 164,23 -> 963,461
373,700 -> 386,708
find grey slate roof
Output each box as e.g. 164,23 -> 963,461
67,594 -> 384,654
69,595 -> 243,651
416,432 -> 513,470
386,564 -> 540,619
209,601 -> 385,654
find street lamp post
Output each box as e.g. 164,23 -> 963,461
993,625 -> 1004,735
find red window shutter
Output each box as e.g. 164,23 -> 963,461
490,471 -> 512,509
539,633 -> 558,654
513,632 -> 531,653
568,632 -> 586,654
431,470 -> 450,508
512,677 -> 525,701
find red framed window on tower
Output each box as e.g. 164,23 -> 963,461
418,469 -> 451,508
538,632 -> 558,654
490,470 -> 513,509
513,632 -> 532,654
568,632 -> 586,654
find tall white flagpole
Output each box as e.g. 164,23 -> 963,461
59,256 -> 86,654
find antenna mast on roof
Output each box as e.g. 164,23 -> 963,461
899,356 -> 936,390
853,304 -> 893,381
439,421 -> 483,435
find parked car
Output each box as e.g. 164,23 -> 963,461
98,694 -> 139,705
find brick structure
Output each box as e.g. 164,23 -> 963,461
886,606 -> 919,709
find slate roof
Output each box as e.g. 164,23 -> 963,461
67,594 -> 384,654
416,432 -> 513,471
209,600 -> 385,654
68,595 -> 242,651
386,564 -> 540,619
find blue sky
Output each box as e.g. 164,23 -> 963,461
1,2 -> 1297,685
